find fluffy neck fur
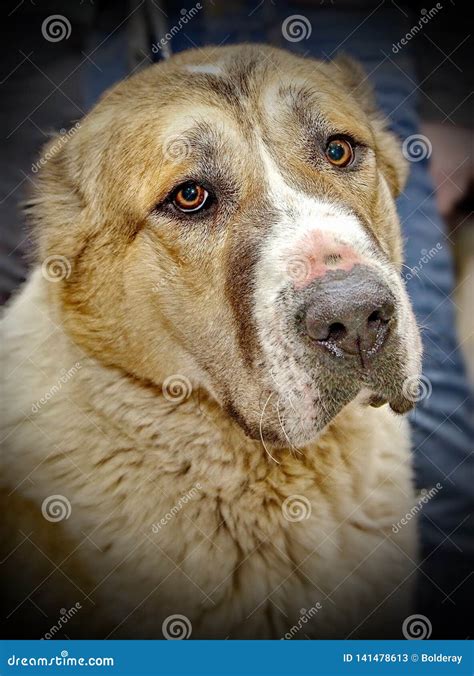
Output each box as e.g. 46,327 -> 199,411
1,269 -> 415,639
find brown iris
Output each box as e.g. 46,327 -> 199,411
325,138 -> 354,167
172,183 -> 209,212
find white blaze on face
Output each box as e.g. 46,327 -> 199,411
252,141 -> 421,420
254,141 -> 377,313
251,142 -> 371,419
186,64 -> 223,75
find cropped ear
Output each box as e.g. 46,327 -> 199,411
331,54 -> 409,197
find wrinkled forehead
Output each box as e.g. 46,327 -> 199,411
163,67 -> 373,151
98,60 -> 377,212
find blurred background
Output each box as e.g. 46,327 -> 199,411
1,0 -> 472,639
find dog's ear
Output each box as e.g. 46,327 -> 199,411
25,116 -> 136,267
331,54 -> 408,197
331,54 -> 378,116
24,128 -> 84,265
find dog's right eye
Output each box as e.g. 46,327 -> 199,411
171,182 -> 210,213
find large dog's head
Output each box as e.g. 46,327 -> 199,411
31,45 -> 421,446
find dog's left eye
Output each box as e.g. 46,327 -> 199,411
172,182 -> 209,212
325,138 -> 354,167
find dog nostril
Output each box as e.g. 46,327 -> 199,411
368,302 -> 395,326
304,301 -> 394,356
327,322 -> 347,342
368,310 -> 383,325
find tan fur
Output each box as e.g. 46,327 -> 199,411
1,46 -> 419,639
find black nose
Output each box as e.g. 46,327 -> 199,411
304,265 -> 395,362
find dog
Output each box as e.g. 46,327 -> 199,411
1,45 -> 422,639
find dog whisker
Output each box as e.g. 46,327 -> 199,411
276,397 -> 303,456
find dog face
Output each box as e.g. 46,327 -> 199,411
32,45 -> 421,446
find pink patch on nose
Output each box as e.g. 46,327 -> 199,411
286,230 -> 362,289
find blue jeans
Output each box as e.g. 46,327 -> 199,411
86,1 -> 473,638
